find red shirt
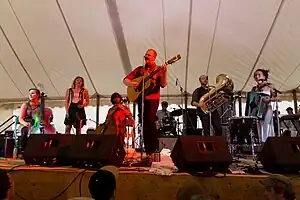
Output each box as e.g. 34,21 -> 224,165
124,65 -> 165,100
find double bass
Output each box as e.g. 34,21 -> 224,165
95,98 -> 134,135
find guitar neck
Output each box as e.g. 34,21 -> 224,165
144,66 -> 163,83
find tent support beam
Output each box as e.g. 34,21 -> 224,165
0,25 -> 36,90
105,0 -> 132,75
293,89 -> 298,113
56,0 -> 98,94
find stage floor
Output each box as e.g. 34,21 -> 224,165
1,150 -> 300,200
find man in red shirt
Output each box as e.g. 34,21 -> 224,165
123,49 -> 167,162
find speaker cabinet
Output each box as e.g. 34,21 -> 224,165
258,137 -> 300,173
23,134 -> 74,166
171,136 -> 232,173
69,134 -> 125,169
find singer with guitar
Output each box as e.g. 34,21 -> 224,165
18,88 -> 55,157
123,49 -> 169,163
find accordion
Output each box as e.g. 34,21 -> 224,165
245,92 -> 270,119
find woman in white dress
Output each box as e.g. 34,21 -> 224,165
251,69 -> 279,142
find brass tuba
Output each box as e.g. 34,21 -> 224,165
199,74 -> 234,113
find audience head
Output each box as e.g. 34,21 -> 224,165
177,180 -> 213,200
260,174 -> 295,200
0,170 -> 12,200
88,165 -> 119,200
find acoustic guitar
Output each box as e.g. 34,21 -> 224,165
127,54 -> 181,102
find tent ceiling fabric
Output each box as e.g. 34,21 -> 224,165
1,0 -> 300,102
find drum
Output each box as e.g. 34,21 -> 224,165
160,116 -> 177,136
229,116 -> 259,144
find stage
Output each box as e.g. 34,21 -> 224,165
1,150 -> 300,200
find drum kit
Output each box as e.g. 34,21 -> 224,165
156,108 -> 198,137
226,92 -> 279,158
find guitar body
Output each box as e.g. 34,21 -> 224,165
127,76 -> 152,102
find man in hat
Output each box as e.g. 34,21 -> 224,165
260,174 -> 295,200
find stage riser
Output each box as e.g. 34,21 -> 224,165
8,170 -> 300,200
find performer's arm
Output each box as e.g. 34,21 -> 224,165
191,89 -> 200,107
65,89 -> 70,112
81,89 -> 90,107
160,64 -> 167,88
19,103 -> 29,127
123,68 -> 140,87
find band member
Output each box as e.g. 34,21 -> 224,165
19,88 -> 54,156
191,75 -> 222,136
123,49 -> 167,161
64,76 -> 89,135
251,69 -> 278,142
281,107 -> 300,137
102,93 -> 134,145
156,101 -> 170,121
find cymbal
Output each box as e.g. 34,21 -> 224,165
170,108 -> 197,116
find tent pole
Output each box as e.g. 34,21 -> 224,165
183,91 -> 188,135
96,94 -> 100,126
132,103 -> 136,148
293,89 -> 298,113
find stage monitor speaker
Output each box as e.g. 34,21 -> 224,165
158,137 -> 178,152
69,134 -> 125,169
171,136 -> 232,173
23,134 -> 75,166
0,131 -> 17,158
258,137 -> 300,173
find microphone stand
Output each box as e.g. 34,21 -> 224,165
266,84 -> 281,137
139,60 -> 146,160
176,79 -> 185,134
176,79 -> 195,134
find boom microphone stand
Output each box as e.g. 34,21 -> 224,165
176,78 -> 185,134
266,84 -> 282,137
176,78 -> 195,134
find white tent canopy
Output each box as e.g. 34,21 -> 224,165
1,0 -> 300,104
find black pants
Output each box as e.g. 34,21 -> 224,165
19,126 -> 29,153
138,100 -> 159,155
199,111 -> 222,136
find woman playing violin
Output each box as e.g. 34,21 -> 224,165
64,76 -> 89,135
251,69 -> 279,142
